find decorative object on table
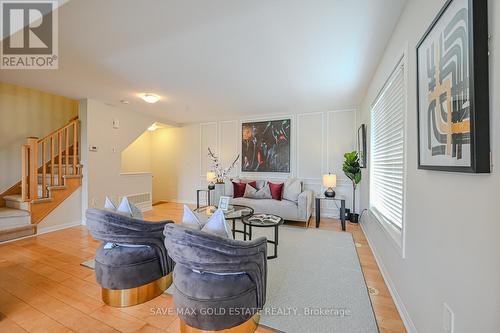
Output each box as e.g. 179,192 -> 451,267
206,171 -> 216,190
248,214 -> 282,224
322,173 -> 337,198
241,119 -> 291,172
242,214 -> 284,259
207,147 -> 240,203
218,196 -> 231,211
315,195 -> 346,231
416,0 -> 490,173
343,151 -> 362,223
357,124 -> 367,168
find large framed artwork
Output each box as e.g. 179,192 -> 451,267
241,119 -> 291,172
416,0 -> 490,173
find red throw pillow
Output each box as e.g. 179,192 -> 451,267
232,181 -> 256,198
268,182 -> 284,201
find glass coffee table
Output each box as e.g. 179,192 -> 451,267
194,205 -> 254,239
242,214 -> 284,259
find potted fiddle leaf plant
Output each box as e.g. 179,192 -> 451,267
343,151 -> 362,223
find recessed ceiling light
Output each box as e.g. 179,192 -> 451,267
120,99 -> 130,104
139,93 -> 160,104
148,123 -> 158,131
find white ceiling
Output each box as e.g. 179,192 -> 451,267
0,0 -> 407,125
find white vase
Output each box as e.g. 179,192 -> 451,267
212,183 -> 225,206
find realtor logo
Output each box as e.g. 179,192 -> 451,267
1,0 -> 58,69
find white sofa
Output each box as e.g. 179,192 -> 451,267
224,179 -> 314,225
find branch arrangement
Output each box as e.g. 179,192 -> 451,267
208,147 -> 240,183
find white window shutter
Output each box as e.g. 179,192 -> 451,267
370,59 -> 405,230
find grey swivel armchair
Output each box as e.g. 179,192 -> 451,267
163,223 -> 267,333
86,209 -> 175,307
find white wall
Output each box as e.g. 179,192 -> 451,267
152,111 -> 357,217
357,0 -> 500,332
79,99 -> 158,221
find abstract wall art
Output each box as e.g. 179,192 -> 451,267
241,119 -> 291,173
416,0 -> 490,173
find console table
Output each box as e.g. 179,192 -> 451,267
315,195 -> 346,231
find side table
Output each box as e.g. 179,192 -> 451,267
196,189 -> 212,208
315,195 -> 346,231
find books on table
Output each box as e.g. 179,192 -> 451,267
248,214 -> 281,224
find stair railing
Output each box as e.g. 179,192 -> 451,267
21,118 -> 80,202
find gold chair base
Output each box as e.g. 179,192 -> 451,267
102,272 -> 172,307
180,314 -> 260,333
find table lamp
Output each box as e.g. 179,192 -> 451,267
206,171 -> 216,190
322,173 -> 337,198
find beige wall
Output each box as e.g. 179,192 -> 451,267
0,82 -> 78,192
151,125 -> 200,203
121,131 -> 152,173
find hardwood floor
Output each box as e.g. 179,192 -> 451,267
0,202 -> 406,332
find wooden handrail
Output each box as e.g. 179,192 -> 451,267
37,119 -> 78,144
21,118 -> 80,202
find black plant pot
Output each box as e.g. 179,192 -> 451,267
345,209 -> 351,221
350,213 -> 359,223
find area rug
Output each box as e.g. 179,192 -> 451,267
81,224 -> 378,333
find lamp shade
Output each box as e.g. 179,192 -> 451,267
206,171 -> 217,183
322,174 -> 337,188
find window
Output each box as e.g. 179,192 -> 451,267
370,56 -> 406,247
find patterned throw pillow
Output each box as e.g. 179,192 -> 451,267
243,183 -> 272,199
200,209 -> 234,239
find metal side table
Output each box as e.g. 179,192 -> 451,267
315,195 -> 346,231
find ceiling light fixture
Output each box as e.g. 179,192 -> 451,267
148,123 -> 159,131
140,93 -> 160,104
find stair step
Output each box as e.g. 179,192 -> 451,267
4,195 -> 30,210
45,164 -> 81,171
0,207 -> 31,230
0,224 -> 36,242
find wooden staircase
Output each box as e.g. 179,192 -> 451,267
0,118 -> 82,242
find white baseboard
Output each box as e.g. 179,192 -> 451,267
37,220 -> 82,235
360,220 -> 418,333
169,199 -> 198,206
